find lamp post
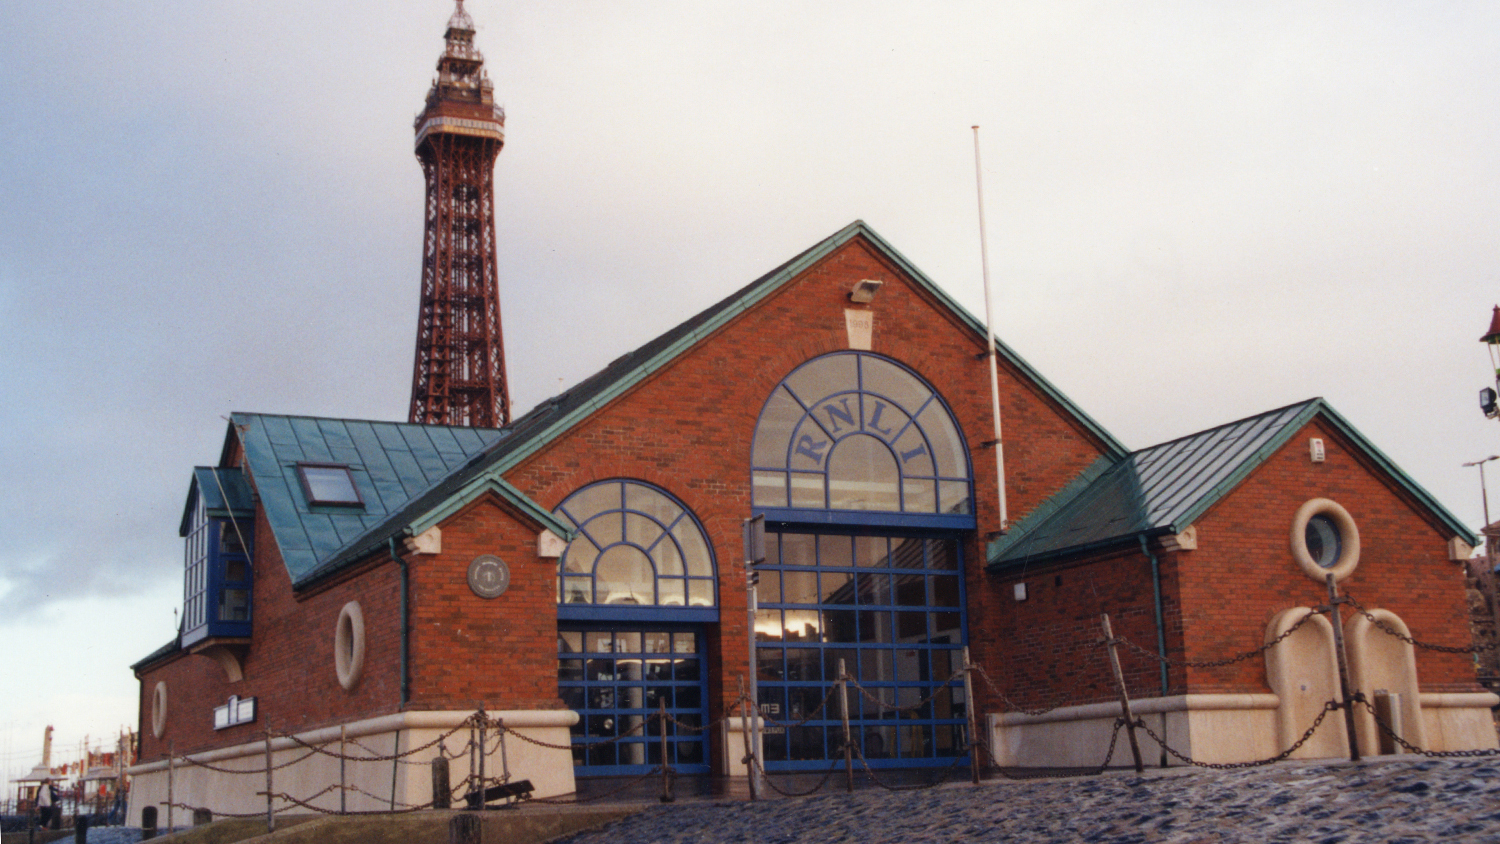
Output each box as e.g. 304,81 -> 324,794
1480,306 -> 1500,418
1463,455 -> 1500,687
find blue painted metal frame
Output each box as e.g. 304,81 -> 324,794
750,352 -> 975,517
754,532 -> 970,771
559,623 -> 711,777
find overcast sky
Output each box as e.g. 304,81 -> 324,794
3,0 -> 1498,788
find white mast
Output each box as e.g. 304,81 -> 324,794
973,126 -> 1008,533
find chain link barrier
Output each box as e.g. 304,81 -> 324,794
1343,592 -> 1500,655
153,581 -> 1498,817
1133,701 -> 1338,770
1114,608 -> 1320,669
1353,697 -> 1500,758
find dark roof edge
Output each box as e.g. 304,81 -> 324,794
131,636 -> 183,674
985,453 -> 1119,567
986,526 -> 1172,573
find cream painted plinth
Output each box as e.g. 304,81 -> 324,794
990,695 -> 1282,768
1419,692 -> 1500,753
125,710 -> 577,827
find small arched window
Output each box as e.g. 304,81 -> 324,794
751,352 -> 972,517
554,480 -> 717,609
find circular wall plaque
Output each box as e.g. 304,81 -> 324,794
467,554 -> 511,598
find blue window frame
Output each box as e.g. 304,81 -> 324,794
751,352 -> 974,532
553,480 -> 718,621
182,495 -> 253,648
558,625 -> 710,776
753,532 -> 968,769
749,353 -> 974,770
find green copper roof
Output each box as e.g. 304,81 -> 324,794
180,466 -> 255,536
988,398 -> 1475,570
228,413 -> 554,586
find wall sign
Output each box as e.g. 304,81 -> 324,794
468,554 -> 511,598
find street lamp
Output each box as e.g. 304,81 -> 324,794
1480,306 -> 1500,418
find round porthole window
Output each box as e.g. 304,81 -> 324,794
1291,498 -> 1359,582
334,601 -> 366,691
151,681 -> 168,739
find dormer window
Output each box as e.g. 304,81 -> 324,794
297,464 -> 363,507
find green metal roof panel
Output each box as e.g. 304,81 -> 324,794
229,412 -> 509,584
990,398 -> 1476,570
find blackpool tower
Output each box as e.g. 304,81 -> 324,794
408,0 -> 510,427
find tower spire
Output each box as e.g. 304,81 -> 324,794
408,0 -> 510,427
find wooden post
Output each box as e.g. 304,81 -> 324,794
449,812 -> 482,844
837,659 -> 854,792
496,717 -> 510,783
339,725 -> 347,815
738,677 -> 757,802
432,756 -> 451,809
1326,574 -> 1362,762
658,700 -> 674,802
962,646 -> 982,783
1101,614 -> 1145,773
263,729 -> 275,834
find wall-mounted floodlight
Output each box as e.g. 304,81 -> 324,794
849,279 -> 883,304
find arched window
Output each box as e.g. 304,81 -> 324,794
554,480 -> 717,612
751,352 -> 973,527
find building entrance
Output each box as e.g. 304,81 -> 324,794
558,625 -> 710,776
753,533 -> 968,770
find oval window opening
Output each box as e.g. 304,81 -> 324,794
1305,514 -> 1342,569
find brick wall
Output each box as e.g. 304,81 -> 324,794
137,505 -> 402,761
1177,416 -> 1477,693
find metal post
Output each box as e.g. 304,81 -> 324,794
837,659 -> 854,792
339,725 -> 347,815
390,729 -> 401,811
738,677 -> 757,802
263,728 -> 274,833
962,646 -> 982,783
496,717 -> 511,783
1325,574 -> 1362,762
658,700 -> 674,803
477,714 -> 487,811
745,568 -> 764,800
1100,614 -> 1145,773
167,744 -> 175,834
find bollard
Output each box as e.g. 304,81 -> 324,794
141,807 -> 158,841
1373,691 -> 1403,755
449,812 -> 482,844
193,808 -> 213,827
432,756 -> 452,809
73,815 -> 88,844
658,700 -> 675,803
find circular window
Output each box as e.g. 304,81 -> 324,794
1291,498 -> 1360,582
334,601 -> 366,691
151,681 -> 168,739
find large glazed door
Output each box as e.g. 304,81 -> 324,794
558,625 -> 709,776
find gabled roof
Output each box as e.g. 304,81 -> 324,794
308,220 -> 1127,582
988,398 -> 1476,571
179,467 -> 255,537
228,413 -> 568,586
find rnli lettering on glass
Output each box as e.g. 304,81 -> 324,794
751,352 -> 971,514
792,397 -> 930,467
467,554 -> 511,599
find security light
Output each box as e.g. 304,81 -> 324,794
849,278 -> 883,304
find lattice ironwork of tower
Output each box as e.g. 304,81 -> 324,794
408,0 -> 510,427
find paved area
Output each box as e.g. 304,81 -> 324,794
555,758 -> 1500,843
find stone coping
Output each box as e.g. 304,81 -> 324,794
128,709 -> 578,775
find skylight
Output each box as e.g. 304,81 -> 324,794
297,464 -> 363,507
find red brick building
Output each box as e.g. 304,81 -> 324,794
128,220 -> 1495,820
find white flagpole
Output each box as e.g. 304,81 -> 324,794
973,126 -> 1008,533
